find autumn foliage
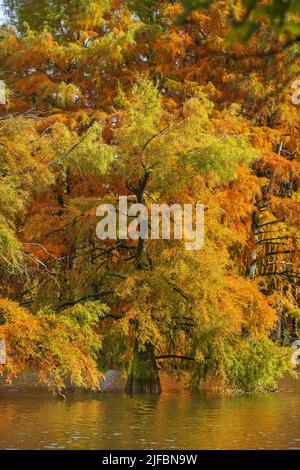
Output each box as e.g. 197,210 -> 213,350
0,0 -> 299,393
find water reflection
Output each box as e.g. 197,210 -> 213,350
0,375 -> 300,449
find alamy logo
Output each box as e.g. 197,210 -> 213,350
0,81 -> 6,104
96,197 -> 204,251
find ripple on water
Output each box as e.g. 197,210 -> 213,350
1,374 -> 300,449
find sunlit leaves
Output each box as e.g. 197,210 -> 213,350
67,123 -> 114,176
0,218 -> 22,269
0,1 -> 299,395
0,298 -> 110,392
222,337 -> 291,392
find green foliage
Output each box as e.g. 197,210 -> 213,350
223,337 -> 292,392
180,0 -> 210,17
115,77 -> 163,152
115,79 -> 257,186
285,307 -> 300,325
0,217 -> 22,269
180,0 -> 300,42
188,135 -> 258,181
49,122 -> 114,175
129,0 -> 168,25
0,177 -> 26,217
3,0 -> 111,35
62,301 -> 110,327
70,123 -> 114,176
193,332 -> 292,392
88,21 -> 141,65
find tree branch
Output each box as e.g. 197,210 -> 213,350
156,355 -> 195,361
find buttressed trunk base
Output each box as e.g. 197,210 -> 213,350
125,342 -> 161,395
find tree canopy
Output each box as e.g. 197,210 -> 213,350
0,0 -> 299,394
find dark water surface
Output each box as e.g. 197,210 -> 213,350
1,375 -> 300,450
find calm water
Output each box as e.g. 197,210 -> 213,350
1,375 -> 300,450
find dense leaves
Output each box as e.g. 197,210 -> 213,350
0,298 -> 109,392
0,0 -> 299,393
180,0 -> 300,42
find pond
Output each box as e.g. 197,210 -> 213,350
0,374 -> 300,450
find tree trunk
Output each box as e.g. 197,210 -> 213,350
125,172 -> 161,394
125,342 -> 161,395
246,211 -> 259,278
